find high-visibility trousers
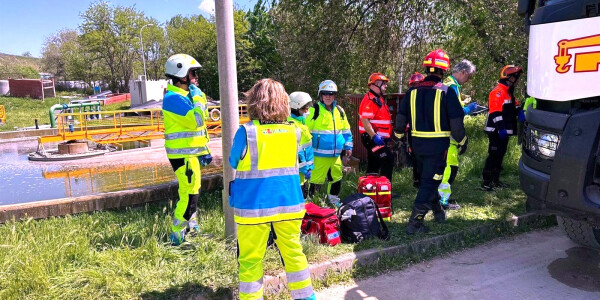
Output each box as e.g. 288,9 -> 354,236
237,220 -> 314,300
169,156 -> 201,233
309,156 -> 343,194
438,144 -> 459,203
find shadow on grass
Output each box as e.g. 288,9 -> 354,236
140,281 -> 233,300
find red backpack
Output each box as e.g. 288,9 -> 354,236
358,174 -> 393,221
301,203 -> 341,246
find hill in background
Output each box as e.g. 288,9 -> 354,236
0,52 -> 43,80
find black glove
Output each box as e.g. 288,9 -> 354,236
458,137 -> 468,155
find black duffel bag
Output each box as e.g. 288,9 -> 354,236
338,193 -> 390,243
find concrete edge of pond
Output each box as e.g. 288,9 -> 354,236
0,129 -> 58,141
0,174 -> 223,223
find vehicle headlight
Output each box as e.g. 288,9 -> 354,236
536,133 -> 559,158
527,128 -> 560,159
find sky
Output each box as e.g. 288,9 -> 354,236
0,0 -> 258,58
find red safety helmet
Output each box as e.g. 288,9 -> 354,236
422,49 -> 450,71
499,65 -> 523,79
408,72 -> 425,87
367,72 -> 389,86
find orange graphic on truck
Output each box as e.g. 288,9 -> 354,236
555,34 -> 600,73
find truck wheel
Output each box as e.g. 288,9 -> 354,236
556,216 -> 600,249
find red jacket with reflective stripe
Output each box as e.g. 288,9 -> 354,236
485,82 -> 519,135
358,91 -> 393,138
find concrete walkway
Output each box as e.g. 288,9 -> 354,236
316,228 -> 600,299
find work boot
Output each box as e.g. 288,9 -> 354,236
431,198 -> 446,223
406,204 -> 430,235
492,171 -> 509,188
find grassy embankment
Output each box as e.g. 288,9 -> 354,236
0,114 -> 554,299
0,95 -> 131,131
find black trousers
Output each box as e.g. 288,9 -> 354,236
413,151 -> 447,205
361,133 -> 394,182
482,133 -> 510,184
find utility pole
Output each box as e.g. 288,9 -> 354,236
215,0 -> 239,238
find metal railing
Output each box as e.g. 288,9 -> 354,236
38,104 -> 250,147
0,105 -> 5,124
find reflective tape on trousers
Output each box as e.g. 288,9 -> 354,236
239,278 -> 263,293
287,269 -> 310,283
290,285 -> 314,299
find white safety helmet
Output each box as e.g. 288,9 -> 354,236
165,54 -> 202,79
289,91 -> 313,110
318,80 -> 338,95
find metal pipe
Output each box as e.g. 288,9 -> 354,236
49,102 -> 101,128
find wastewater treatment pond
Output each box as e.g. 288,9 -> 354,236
0,139 -> 222,205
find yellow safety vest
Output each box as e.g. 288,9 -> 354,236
162,84 -> 210,159
232,120 -> 305,224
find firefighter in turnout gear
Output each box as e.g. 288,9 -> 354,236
289,91 -> 315,198
229,79 -> 315,300
407,72 -> 426,188
306,80 -> 353,207
481,65 -> 524,191
438,59 -> 477,210
162,54 -> 212,246
359,73 -> 394,182
394,49 -> 468,235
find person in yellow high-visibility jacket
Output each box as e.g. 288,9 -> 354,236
229,79 -> 316,300
163,54 -> 212,246
305,80 -> 353,207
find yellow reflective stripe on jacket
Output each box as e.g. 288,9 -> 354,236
410,88 -> 449,138
410,89 -> 417,131
434,89 -> 442,132
412,130 -> 450,138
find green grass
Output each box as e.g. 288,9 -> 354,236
0,95 -> 131,131
0,115 -> 540,299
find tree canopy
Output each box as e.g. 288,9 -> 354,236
41,0 -> 528,102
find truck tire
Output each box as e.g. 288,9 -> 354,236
556,216 -> 600,249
